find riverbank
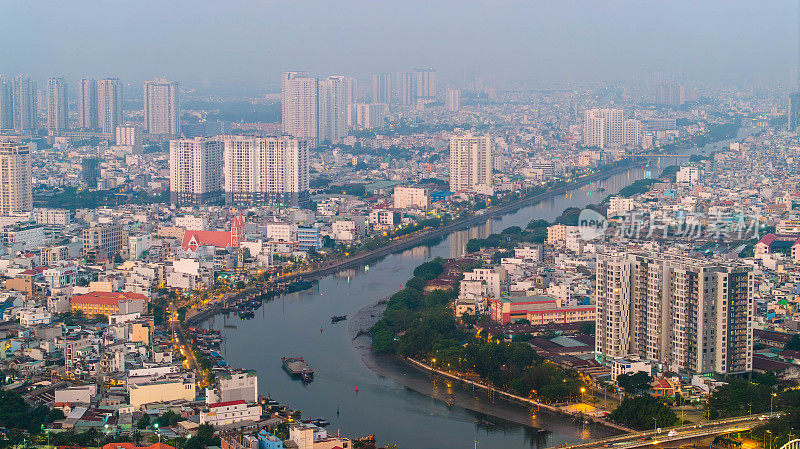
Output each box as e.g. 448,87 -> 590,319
349,298 -> 627,437
186,161 -> 638,325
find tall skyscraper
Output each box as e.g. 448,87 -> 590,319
12,74 -> 36,132
583,108 -> 624,148
412,68 -> 436,106
0,77 -> 12,130
595,251 -> 753,375
789,93 -> 800,131
0,142 -> 33,216
77,78 -> 98,130
449,134 -> 493,192
281,72 -> 319,145
371,73 -> 391,104
144,78 -> 179,137
221,135 -> 310,207
446,89 -> 461,112
399,72 -> 413,106
319,76 -> 352,143
169,137 -> 223,204
45,77 -> 68,132
99,78 -> 123,134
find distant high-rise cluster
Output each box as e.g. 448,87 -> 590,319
655,83 -> 699,106
281,72 -> 357,146
583,108 -> 642,149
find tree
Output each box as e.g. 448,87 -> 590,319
609,395 -> 679,430
707,378 -> 773,419
785,334 -> 800,351
155,410 -> 183,428
617,371 -> 652,394
136,414 -> 151,429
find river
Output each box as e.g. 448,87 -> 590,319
202,129 -> 756,449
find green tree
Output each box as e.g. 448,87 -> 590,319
617,371 -> 652,394
785,334 -> 800,351
136,414 -> 150,429
609,395 -> 679,430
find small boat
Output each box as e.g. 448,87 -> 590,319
331,315 -> 347,323
282,356 -> 314,382
310,418 -> 330,427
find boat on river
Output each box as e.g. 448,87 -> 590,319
282,356 -> 314,382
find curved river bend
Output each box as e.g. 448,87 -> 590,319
202,130 -> 753,449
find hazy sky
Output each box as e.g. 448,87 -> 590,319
2,0 -> 798,92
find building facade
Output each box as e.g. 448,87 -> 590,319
221,136 -> 309,207
45,77 -> 68,132
77,78 -> 98,130
0,142 -> 32,216
99,78 -> 123,134
83,223 -> 127,263
281,72 -> 319,145
595,251 -> 753,375
449,134 -> 493,192
144,78 -> 179,137
169,138 -> 223,205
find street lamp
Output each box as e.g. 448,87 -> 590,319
770,393 -> 777,415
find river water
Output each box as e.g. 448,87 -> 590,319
202,130 -> 755,449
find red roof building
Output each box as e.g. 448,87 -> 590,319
182,215 -> 244,252
70,291 -> 148,316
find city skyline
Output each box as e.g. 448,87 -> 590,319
1,1 -> 798,91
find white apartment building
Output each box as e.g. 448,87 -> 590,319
595,251 -> 753,375
607,196 -> 635,217
77,78 -> 98,130
99,78 -> 123,134
282,72 -> 319,145
318,76 -> 353,143
169,138 -> 223,205
394,186 -> 429,210
115,125 -> 142,152
221,135 -> 310,207
144,78 -> 179,136
462,267 -> 506,299
583,108 -> 623,148
45,77 -> 68,132
175,215 -> 208,231
200,400 -> 261,426
676,166 -> 701,184
266,222 -> 297,242
623,119 -> 642,147
33,208 -> 71,226
515,244 -> 543,262
0,142 -> 32,216
449,134 -> 493,192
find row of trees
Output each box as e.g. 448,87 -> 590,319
371,258 -> 587,402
